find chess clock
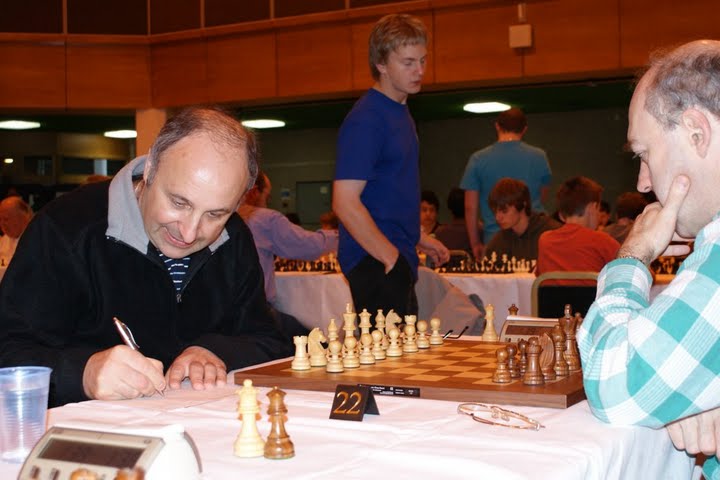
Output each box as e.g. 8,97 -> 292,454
18,424 -> 201,480
500,315 -> 559,343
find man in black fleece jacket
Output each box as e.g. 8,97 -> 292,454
0,107 -> 295,407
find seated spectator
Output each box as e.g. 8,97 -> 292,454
537,176 -> 620,282
484,178 -> 561,262
238,171 -> 338,306
421,190 -> 442,235
435,188 -> 479,254
597,200 -> 612,230
319,210 -> 339,230
0,196 -> 33,266
602,192 -> 649,244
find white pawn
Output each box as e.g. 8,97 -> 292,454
416,320 -> 430,349
359,333 -> 375,365
326,340 -> 344,373
327,318 -> 339,343
291,335 -> 310,371
359,308 -> 372,336
371,329 -> 386,360
343,336 -> 360,368
386,327 -> 403,357
234,379 -> 264,458
429,317 -> 444,345
402,324 -> 418,353
482,304 -> 499,342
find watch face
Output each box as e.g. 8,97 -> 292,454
39,439 -> 144,469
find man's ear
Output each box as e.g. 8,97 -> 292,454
681,108 -> 711,158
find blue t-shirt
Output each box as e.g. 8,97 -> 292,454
335,88 -> 420,277
460,141 -> 551,243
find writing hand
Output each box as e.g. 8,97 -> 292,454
83,345 -> 165,400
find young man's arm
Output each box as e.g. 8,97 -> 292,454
333,179 -> 399,273
464,189 -> 483,260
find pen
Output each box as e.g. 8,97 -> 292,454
112,316 -> 165,397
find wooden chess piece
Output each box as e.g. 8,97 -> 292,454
508,304 -> 519,316
416,320 -> 430,349
552,325 -> 569,377
359,308 -> 372,336
342,303 -> 357,340
114,468 -> 145,480
71,469 -> 99,480
492,347 -> 512,383
522,338 -> 545,386
517,339 -> 528,375
264,387 -> 294,459
402,324 -> 418,353
385,309 -> 402,336
326,339 -> 344,373
376,309 -> 388,350
538,333 -> 557,381
386,327 -> 403,357
234,379 -> 265,458
560,311 -> 582,372
290,335 -> 310,371
371,329 -> 386,360
482,304 -> 499,341
506,343 -> 520,378
359,333 -> 376,365
429,317 -> 443,345
342,336 -> 360,368
308,327 -> 327,367
327,318 -> 339,343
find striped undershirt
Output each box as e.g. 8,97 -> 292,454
158,252 -> 191,294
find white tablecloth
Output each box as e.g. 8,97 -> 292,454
274,269 -> 534,335
2,381 -> 694,479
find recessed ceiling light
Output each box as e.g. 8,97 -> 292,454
462,102 -> 512,114
3,158 -> 14,164
0,120 -> 41,130
241,119 -> 286,129
104,130 -> 137,139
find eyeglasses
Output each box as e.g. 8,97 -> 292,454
457,403 -> 545,431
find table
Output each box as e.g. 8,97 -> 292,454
2,376 -> 695,479
274,268 -> 534,335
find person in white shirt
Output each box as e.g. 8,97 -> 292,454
0,196 -> 33,266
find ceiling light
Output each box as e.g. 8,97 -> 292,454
3,158 -> 13,164
104,130 -> 137,139
0,120 -> 41,130
241,119 -> 285,129
462,102 -> 512,114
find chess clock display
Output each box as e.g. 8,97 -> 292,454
18,424 -> 201,480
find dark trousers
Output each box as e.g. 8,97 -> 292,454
345,255 -> 418,326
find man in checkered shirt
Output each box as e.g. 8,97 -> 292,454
578,39 -> 720,479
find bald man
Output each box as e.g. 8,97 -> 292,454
578,40 -> 720,478
0,196 -> 33,265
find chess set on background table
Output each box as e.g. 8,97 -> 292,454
237,304 -> 585,409
435,252 -> 535,274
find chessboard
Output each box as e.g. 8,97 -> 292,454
236,340 -> 585,409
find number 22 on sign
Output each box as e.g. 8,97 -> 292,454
329,385 -> 379,421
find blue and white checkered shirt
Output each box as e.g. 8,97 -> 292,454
578,214 -> 720,480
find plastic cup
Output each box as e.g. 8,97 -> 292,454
0,366 -> 52,463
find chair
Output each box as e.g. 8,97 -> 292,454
531,271 -> 599,318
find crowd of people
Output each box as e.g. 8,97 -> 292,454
0,11 -> 717,477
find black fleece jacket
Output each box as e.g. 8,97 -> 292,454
0,163 -> 293,407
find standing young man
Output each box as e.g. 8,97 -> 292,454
333,14 -> 448,321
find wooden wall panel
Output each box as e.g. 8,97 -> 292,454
207,33 -> 277,103
151,40 -> 208,107
275,0 -> 344,18
0,43 -> 66,108
67,0 -> 147,35
620,0 -> 720,68
205,0 -> 270,27
151,0 -> 200,34
0,0 -> 63,33
433,5 -> 521,84
66,44 -> 151,109
277,25 -> 353,97
524,0 -> 620,76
